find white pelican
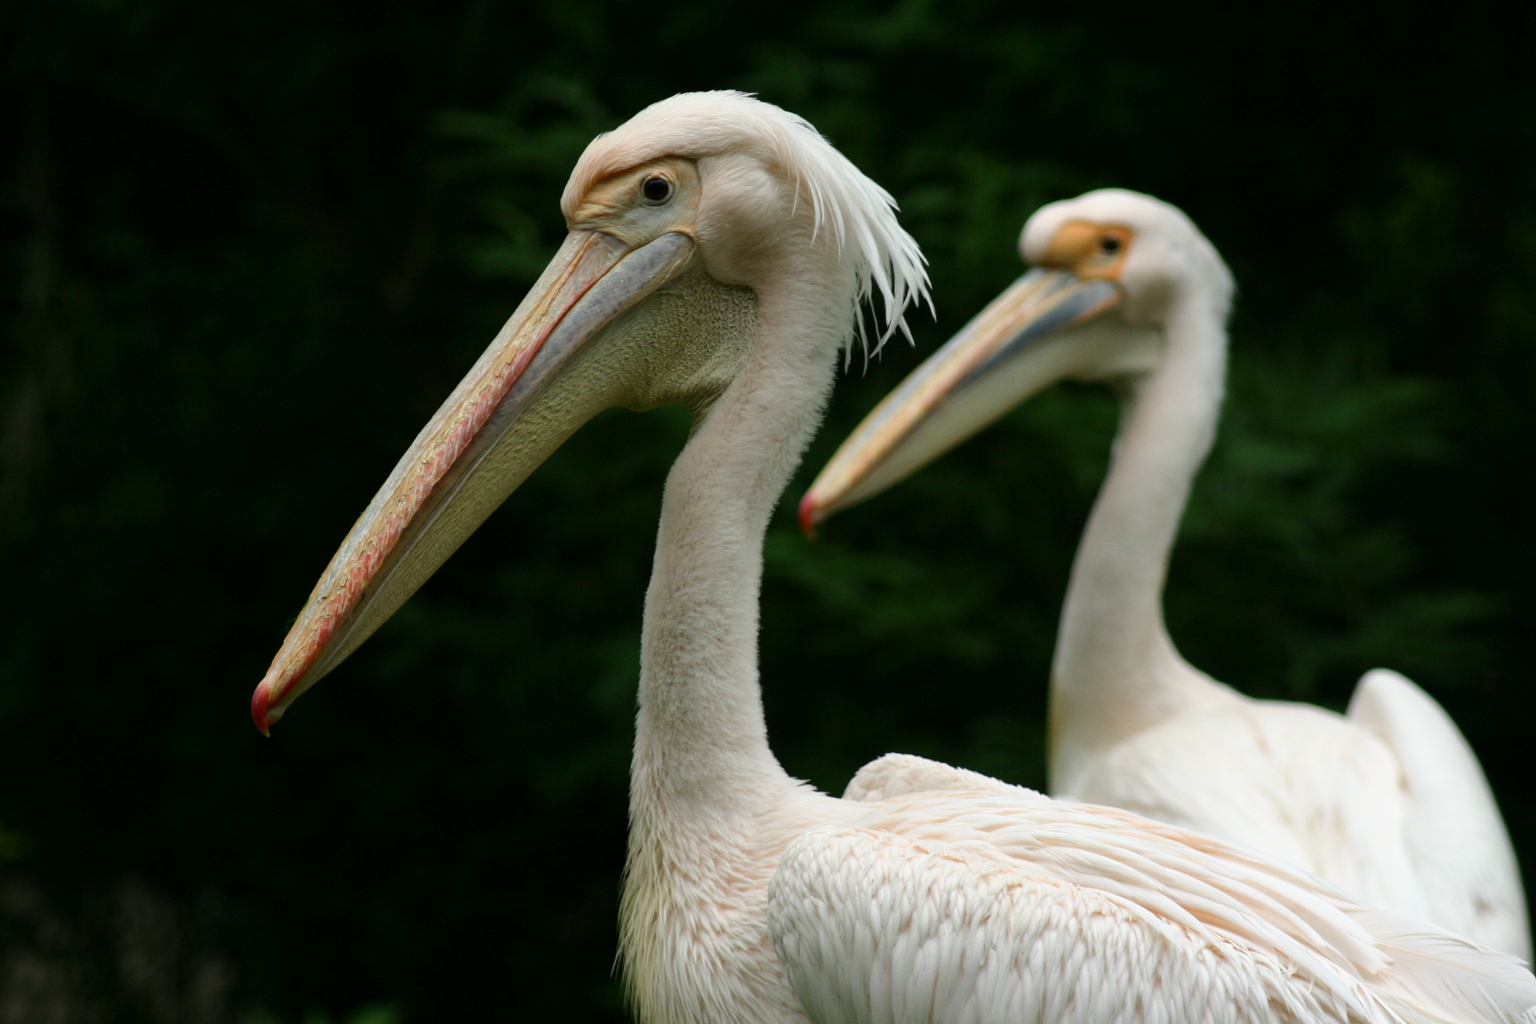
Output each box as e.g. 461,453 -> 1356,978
252,101 -> 1536,1023
801,188 -> 1530,959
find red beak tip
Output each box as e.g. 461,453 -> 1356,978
797,493 -> 821,540
251,684 -> 273,737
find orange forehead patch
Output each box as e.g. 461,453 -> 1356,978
1042,220 -> 1133,280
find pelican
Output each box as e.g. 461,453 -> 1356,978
801,188 -> 1530,959
252,101 -> 1535,1023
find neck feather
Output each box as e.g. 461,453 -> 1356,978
1049,293 -> 1232,789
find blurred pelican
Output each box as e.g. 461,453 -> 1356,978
253,106 -> 1535,1023
802,188 -> 1529,958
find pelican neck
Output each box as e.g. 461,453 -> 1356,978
1048,290 -> 1234,792
630,274 -> 851,817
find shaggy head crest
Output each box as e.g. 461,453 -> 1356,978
563,91 -> 930,362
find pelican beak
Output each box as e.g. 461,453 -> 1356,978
252,229 -> 696,733
800,268 -> 1120,532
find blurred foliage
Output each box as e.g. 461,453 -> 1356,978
254,1003 -> 401,1024
4,0 -> 1536,1020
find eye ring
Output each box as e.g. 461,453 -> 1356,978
1099,234 -> 1122,255
641,176 -> 674,204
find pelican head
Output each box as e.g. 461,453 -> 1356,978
800,187 -> 1232,531
252,91 -> 924,733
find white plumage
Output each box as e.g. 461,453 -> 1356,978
774,771 -> 1536,1024
252,100 -> 1535,1023
804,189 -> 1529,959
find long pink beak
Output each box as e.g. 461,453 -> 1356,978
800,268 -> 1120,533
252,229 -> 696,732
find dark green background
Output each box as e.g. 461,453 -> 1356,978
5,2 -> 1535,1020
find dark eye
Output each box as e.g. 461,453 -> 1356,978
642,176 -> 673,203
1099,234 -> 1122,255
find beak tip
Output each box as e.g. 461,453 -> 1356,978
251,682 -> 273,737
798,492 -> 822,540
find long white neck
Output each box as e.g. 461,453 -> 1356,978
1048,290 -> 1234,793
630,274 -> 847,824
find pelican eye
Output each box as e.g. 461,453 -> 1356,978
1099,234 -> 1122,255
641,176 -> 673,204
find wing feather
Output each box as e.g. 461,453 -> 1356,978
769,782 -> 1536,1024
1354,912 -> 1536,1024
1348,669 -> 1530,960
769,824 -> 1366,1023
845,753 -> 1029,802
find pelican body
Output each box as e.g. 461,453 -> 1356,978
802,189 -> 1530,959
253,102 -> 1535,1023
